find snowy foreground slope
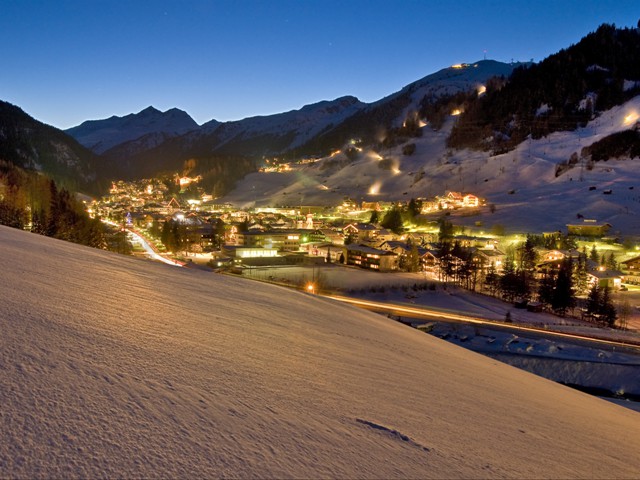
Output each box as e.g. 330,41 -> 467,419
2,226 -> 640,479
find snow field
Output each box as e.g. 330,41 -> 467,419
2,225 -> 640,478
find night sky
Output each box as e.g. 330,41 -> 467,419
2,0 -> 639,129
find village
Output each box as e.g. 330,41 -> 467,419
90,173 -> 640,329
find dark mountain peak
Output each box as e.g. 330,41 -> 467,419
66,106 -> 200,154
138,106 -> 161,115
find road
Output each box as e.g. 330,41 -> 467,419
126,229 -> 184,267
102,220 -> 183,267
326,294 -> 640,351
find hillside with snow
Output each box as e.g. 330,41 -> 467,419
2,224 -> 640,478
221,94 -> 640,235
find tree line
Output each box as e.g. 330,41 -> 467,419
434,229 -> 619,325
448,24 -> 640,153
0,161 -> 106,248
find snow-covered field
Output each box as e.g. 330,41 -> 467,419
241,263 -> 640,407
2,225 -> 640,478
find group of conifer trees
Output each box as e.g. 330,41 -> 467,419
483,236 -> 618,325
434,230 -> 619,324
447,24 -> 640,153
0,161 -> 105,248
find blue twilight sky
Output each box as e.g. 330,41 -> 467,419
1,0 -> 639,129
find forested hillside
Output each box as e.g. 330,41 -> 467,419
448,24 -> 640,153
0,161 -> 105,248
0,101 -> 104,193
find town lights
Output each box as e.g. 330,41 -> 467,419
306,283 -> 316,294
369,181 -> 381,195
623,111 -> 638,126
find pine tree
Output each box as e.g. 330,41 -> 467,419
585,283 -> 601,320
500,248 -> 518,301
600,286 -> 617,327
161,221 -> 171,248
406,243 -> 421,273
519,234 -> 538,270
551,256 -> 575,316
381,207 -> 404,234
538,271 -> 556,310
438,218 -> 454,244
407,198 -> 422,218
573,253 -> 589,295
484,262 -> 499,296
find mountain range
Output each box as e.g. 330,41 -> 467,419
58,59 -> 516,186
1,23 -> 640,233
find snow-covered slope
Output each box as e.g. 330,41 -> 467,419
65,106 -> 200,154
197,95 -> 365,155
2,225 -> 640,478
375,59 -> 519,127
222,94 -> 640,235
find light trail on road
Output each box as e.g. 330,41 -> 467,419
128,229 -> 183,267
101,220 -> 183,267
326,294 -> 640,351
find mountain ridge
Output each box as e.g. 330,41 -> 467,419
66,106 -> 201,154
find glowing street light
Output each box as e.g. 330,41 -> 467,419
306,283 -> 316,294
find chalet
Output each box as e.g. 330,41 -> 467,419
446,191 -> 464,203
619,255 -> 640,272
472,248 -> 506,272
376,228 -> 395,244
344,244 -> 399,272
538,249 -> 581,263
343,223 -> 381,244
307,243 -> 342,263
308,229 -> 344,245
588,269 -> 623,290
235,230 -> 308,252
619,256 -> 640,284
379,240 -> 425,256
165,197 -> 182,213
361,201 -> 381,211
421,250 -> 439,273
463,194 -> 479,207
566,221 -> 612,237
453,235 -> 493,248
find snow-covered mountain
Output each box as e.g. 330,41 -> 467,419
66,60 -> 517,166
221,94 -> 640,236
196,95 -> 366,155
2,224 -> 640,478
65,106 -> 201,154
290,59 -> 521,155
